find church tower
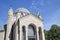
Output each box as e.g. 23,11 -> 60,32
5,7 -> 13,40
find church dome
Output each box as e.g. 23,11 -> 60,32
15,8 -> 30,15
14,8 -> 30,16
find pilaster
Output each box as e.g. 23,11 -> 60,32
25,26 -> 28,40
36,27 -> 39,40
15,23 -> 18,40
41,27 -> 45,40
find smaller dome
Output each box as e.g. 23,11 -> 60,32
15,8 -> 30,13
15,8 -> 30,16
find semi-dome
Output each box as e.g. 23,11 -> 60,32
15,8 -> 30,14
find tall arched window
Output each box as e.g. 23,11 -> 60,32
22,26 -> 26,40
28,24 -> 36,40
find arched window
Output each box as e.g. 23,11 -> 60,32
22,26 -> 26,40
28,24 -> 36,40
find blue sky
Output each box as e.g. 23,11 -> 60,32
0,0 -> 60,30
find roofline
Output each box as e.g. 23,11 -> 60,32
20,14 -> 43,21
0,30 -> 4,32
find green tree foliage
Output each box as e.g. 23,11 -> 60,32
45,24 -> 60,40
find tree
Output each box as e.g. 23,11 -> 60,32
50,24 -> 60,40
44,24 -> 60,40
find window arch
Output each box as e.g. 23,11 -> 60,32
28,24 -> 36,40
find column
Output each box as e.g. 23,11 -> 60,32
25,26 -> 28,40
36,27 -> 39,40
19,18 -> 22,40
19,19 -> 22,40
15,23 -> 18,40
20,26 -> 22,40
41,27 -> 45,40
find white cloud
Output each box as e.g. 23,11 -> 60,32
30,0 -> 52,11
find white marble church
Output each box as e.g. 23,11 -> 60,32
0,7 -> 45,40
